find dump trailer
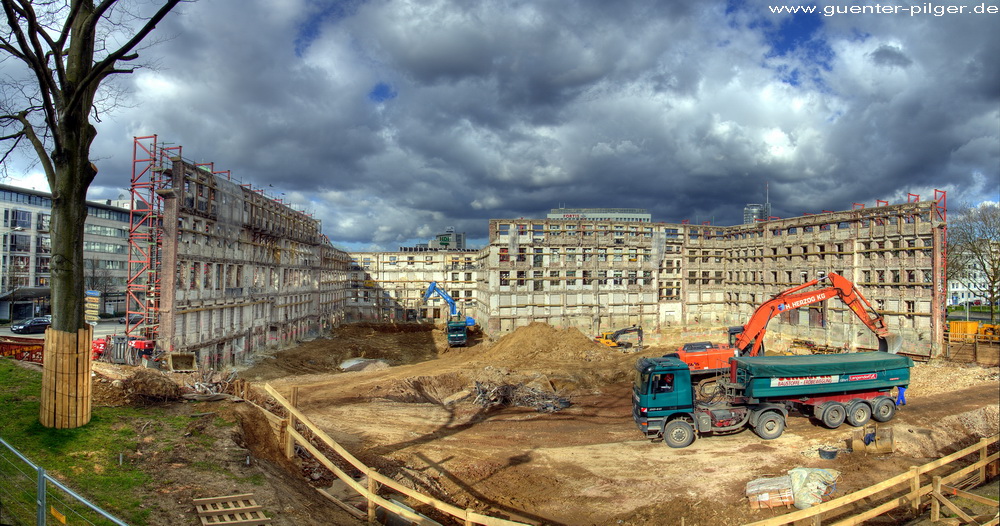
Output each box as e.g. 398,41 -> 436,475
633,352 -> 913,448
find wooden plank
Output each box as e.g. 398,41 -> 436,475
199,512 -> 270,526
193,494 -> 257,505
315,488 -> 367,520
287,427 -> 368,496
264,384 -> 368,471
746,436 -> 998,526
193,494 -> 270,526
196,502 -> 264,516
941,485 -> 1000,508
281,395 -> 530,526
197,501 -> 262,514
932,490 -> 976,522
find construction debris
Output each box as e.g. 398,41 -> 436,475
122,369 -> 181,402
472,381 -> 571,413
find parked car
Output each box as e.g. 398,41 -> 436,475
11,317 -> 52,334
119,314 -> 143,324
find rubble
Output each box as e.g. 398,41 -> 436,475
472,381 -> 572,413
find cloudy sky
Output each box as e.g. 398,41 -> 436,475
5,0 -> 998,250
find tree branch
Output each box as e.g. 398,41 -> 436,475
68,0 -> 183,115
2,0 -> 63,153
13,110 -> 56,188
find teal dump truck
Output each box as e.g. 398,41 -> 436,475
633,352 -> 913,448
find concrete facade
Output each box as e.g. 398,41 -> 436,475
153,158 -> 352,369
480,200 -> 946,358
347,250 -> 480,323
123,145 -> 948,364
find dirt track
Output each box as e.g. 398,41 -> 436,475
241,323 -> 1000,526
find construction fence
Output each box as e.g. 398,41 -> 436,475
0,437 -> 126,526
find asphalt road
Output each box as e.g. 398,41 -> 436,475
947,310 -> 997,322
0,319 -> 128,339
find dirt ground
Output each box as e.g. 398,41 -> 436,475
79,322 -> 999,526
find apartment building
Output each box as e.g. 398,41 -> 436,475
480,199 -> 946,358
123,138 -> 949,363
347,250 -> 480,323
0,184 -> 131,321
132,149 -> 353,370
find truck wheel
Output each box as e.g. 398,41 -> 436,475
754,412 -> 785,440
846,400 -> 872,427
821,402 -> 846,429
662,420 -> 695,448
871,397 -> 896,422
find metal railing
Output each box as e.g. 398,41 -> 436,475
0,437 -> 126,526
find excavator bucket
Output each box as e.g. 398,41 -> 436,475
878,333 -> 904,354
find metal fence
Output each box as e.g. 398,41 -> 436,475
0,437 -> 126,526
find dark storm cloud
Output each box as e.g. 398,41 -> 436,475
13,0 -> 989,250
867,45 -> 912,68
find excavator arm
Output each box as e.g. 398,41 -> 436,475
731,272 -> 901,356
422,281 -> 476,326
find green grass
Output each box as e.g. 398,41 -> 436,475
0,360 -> 153,524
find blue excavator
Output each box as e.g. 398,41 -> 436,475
422,281 -> 476,346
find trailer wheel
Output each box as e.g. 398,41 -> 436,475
871,397 -> 896,422
820,402 -> 846,429
754,412 -> 785,440
846,400 -> 872,427
662,420 -> 695,448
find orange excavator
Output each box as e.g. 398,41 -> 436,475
727,271 -> 902,357
670,272 -> 902,387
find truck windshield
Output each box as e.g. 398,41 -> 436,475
634,371 -> 650,393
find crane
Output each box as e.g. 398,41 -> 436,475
422,281 -> 475,346
728,272 -> 902,356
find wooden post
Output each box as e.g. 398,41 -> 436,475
909,466 -> 920,511
979,437 -> 988,484
465,509 -> 473,526
286,387 -> 299,459
367,469 -> 377,525
931,476 -> 941,521
278,419 -> 292,459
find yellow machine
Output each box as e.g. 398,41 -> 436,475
947,321 -> 1000,342
594,326 -> 643,349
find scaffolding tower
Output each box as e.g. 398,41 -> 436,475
126,136 -> 173,341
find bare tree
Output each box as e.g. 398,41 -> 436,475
83,257 -> 116,310
947,202 -> 1000,323
1,0 -> 183,428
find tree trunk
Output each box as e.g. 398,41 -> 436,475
39,119 -> 97,428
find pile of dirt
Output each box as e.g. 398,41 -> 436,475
238,323 -> 443,381
467,322 -> 638,389
121,368 -> 181,402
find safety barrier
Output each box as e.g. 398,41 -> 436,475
251,383 -> 529,526
0,437 -> 126,526
746,434 -> 998,525
946,331 -> 1000,366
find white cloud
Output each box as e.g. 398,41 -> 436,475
4,0 -> 991,247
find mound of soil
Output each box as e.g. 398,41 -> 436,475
468,322 -> 638,389
239,323 -> 442,381
122,368 -> 181,402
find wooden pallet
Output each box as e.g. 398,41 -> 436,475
193,494 -> 271,526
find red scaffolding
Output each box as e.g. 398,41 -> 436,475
126,136 -> 170,340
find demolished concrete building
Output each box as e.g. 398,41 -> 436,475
128,138 -> 947,367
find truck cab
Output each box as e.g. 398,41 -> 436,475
446,319 -> 468,346
632,356 -> 695,441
